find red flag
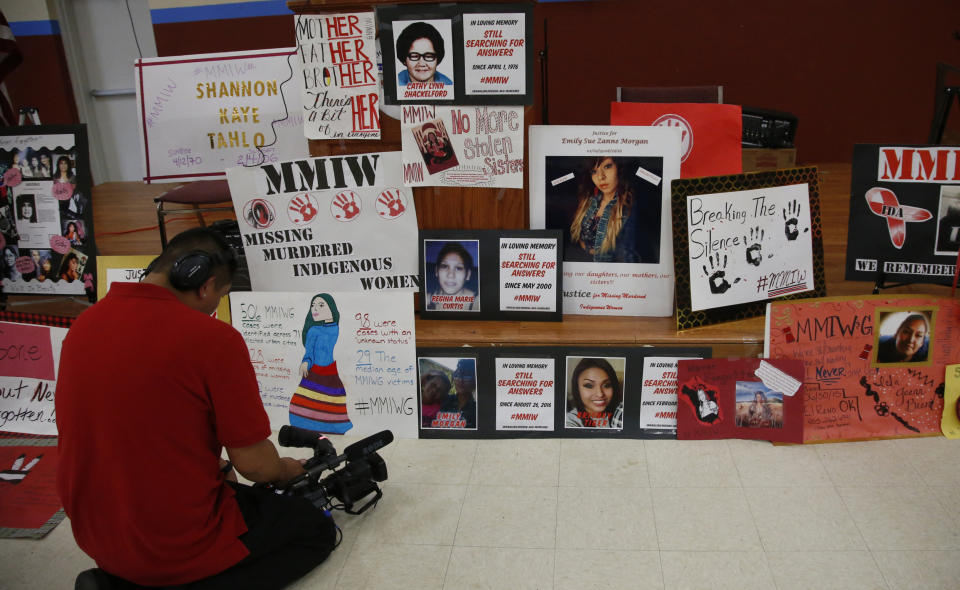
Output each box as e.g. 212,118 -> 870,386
0,11 -> 23,126
611,102 -> 742,178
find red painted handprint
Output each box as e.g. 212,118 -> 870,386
288,194 -> 318,224
376,188 -> 407,219
331,190 -> 361,221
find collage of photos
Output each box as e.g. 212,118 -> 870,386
0,128 -> 94,296
544,155 -> 664,264
874,309 -> 935,365
423,239 -> 480,312
418,357 -> 478,430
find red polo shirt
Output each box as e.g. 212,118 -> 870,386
56,283 -> 270,586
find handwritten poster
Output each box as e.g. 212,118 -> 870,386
462,13 -> 526,96
0,321 -> 64,436
225,152 -> 419,293
230,291 -> 417,439
943,363 -> 960,439
295,13 -> 380,139
135,48 -> 308,183
377,3 -> 534,106
637,356 -> 701,433
686,183 -> 815,312
672,167 -> 827,329
765,295 -> 960,443
401,105 -> 523,187
676,357 -> 805,443
529,125 -> 681,316
495,357 -> 555,431
846,145 -> 960,285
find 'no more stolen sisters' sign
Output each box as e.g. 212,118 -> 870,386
226,152 -> 418,292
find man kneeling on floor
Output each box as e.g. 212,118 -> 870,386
57,227 -> 336,589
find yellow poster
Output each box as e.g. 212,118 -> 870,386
943,363 -> 960,439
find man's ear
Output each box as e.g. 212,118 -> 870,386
197,275 -> 218,299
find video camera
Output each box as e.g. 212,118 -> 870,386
277,426 -> 393,515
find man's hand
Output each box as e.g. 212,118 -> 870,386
227,440 -> 306,485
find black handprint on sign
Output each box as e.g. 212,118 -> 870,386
332,191 -> 361,220
0,453 -> 42,484
703,253 -> 733,294
782,199 -> 808,241
743,226 -> 764,266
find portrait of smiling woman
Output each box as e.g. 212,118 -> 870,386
565,357 -> 625,429
395,20 -> 453,87
876,311 -> 932,363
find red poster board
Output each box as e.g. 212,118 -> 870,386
0,441 -> 63,537
610,102 -> 742,178
676,358 -> 805,443
766,295 -> 960,443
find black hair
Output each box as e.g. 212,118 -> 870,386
569,358 -> 623,414
396,21 -> 445,63
148,227 -> 237,289
435,242 -> 473,269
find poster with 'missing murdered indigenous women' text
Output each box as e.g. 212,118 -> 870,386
295,13 -> 380,140
230,291 -> 418,439
845,145 -> 960,285
401,105 -> 523,187
225,152 -> 419,292
529,125 -> 681,316
0,126 -> 96,298
135,48 -> 309,183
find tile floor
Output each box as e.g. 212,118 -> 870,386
2,434 -> 959,589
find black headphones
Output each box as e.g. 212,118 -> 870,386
145,248 -> 237,291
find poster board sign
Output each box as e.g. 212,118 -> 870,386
637,355 -> 704,434
529,125 -> 681,316
943,363 -> 960,438
845,145 -> 960,285
0,126 -> 96,298
96,255 -> 231,323
294,13 -> 380,139
400,105 -> 524,187
377,3 -> 534,105
225,152 -> 419,293
0,437 -> 64,538
417,345 -> 710,439
676,358 -> 805,443
765,294 -> 960,443
135,48 -> 309,183
230,291 -> 417,439
0,321 -> 66,436
610,102 -> 743,178
672,167 -> 827,329
419,230 -> 562,321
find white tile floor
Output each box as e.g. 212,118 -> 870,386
2,434 -> 959,589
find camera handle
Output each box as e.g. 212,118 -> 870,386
344,484 -> 382,515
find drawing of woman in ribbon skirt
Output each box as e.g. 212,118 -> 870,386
288,293 -> 353,434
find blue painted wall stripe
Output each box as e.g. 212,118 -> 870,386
150,0 -> 293,24
9,20 -> 61,37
